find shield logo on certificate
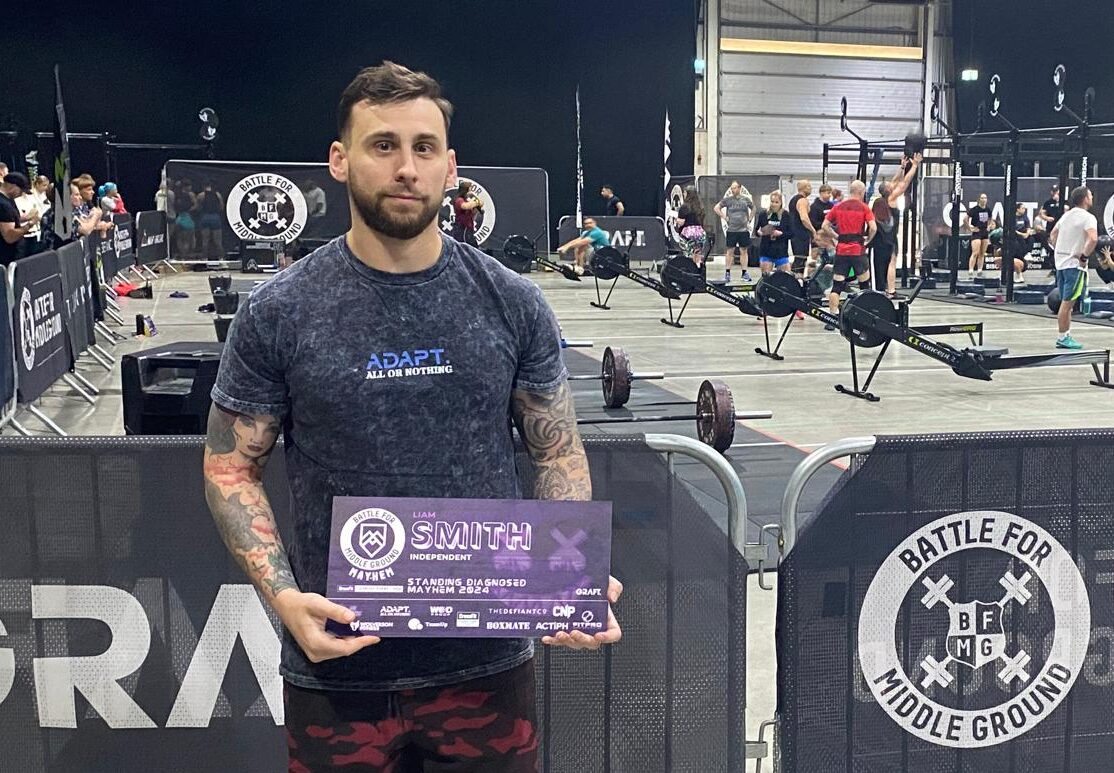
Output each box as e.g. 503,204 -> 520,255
359,522 -> 390,560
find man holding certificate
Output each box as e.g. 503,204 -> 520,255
203,61 -> 622,772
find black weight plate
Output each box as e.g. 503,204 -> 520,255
840,291 -> 896,349
662,256 -> 704,295
755,270 -> 801,318
502,234 -> 535,273
696,379 -> 735,453
591,246 -> 628,281
602,346 -> 632,408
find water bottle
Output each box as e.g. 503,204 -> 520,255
1083,293 -> 1093,316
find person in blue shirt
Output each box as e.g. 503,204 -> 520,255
557,216 -> 611,276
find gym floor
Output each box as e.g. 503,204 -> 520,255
16,257 -> 1114,770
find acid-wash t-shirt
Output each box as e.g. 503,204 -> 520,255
211,233 -> 568,691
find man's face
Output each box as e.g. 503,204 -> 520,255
79,185 -> 94,202
978,194 -> 988,207
820,191 -> 831,202
0,183 -> 17,198
1052,189 -> 1060,201
70,188 -> 82,207
729,183 -> 740,196
1084,191 -> 1094,210
329,97 -> 455,241
584,218 -> 596,229
600,187 -> 610,199
801,183 -> 812,197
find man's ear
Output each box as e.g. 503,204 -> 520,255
328,140 -> 348,184
445,149 -> 458,190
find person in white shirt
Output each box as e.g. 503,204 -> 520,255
1049,186 -> 1099,350
15,176 -> 51,254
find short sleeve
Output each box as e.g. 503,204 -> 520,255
0,203 -> 16,226
514,285 -> 568,394
863,204 -> 876,222
211,294 -> 289,417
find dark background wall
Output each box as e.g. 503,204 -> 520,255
1,1 -> 696,235
953,0 -> 1113,136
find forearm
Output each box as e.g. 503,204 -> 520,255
512,382 -> 592,501
203,406 -> 294,602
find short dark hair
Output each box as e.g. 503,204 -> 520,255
1070,185 -> 1090,207
601,185 -> 613,192
337,61 -> 453,141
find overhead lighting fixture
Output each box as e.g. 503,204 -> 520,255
961,69 -> 979,82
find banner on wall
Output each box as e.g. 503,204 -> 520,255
164,161 -> 551,258
556,215 -> 668,261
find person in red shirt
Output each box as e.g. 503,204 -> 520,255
450,179 -> 483,246
820,179 -> 878,328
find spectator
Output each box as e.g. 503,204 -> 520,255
98,182 -> 127,214
69,181 -> 112,240
15,175 -> 51,256
175,179 -> 198,258
197,182 -> 225,259
157,179 -> 177,245
601,185 -> 624,216
1,173 -> 41,266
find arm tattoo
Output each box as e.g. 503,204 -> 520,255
203,404 -> 296,600
511,382 -> 592,501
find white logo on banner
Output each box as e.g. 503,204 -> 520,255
339,508 -> 406,573
858,511 -> 1090,748
18,287 -> 35,370
226,173 -> 308,243
440,177 -> 496,244
1104,193 -> 1114,236
665,183 -> 684,243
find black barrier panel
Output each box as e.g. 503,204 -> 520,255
0,436 -> 746,773
111,213 -> 135,269
134,210 -> 168,265
0,269 -> 14,410
778,430 -> 1114,772
10,251 -> 72,403
556,216 -> 668,261
57,240 -> 95,354
88,225 -> 119,285
163,162 -> 550,259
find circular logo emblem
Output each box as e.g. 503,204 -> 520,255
226,174 -> 308,243
1103,193 -> 1114,236
859,511 -> 1090,748
441,178 -> 496,244
665,183 -> 685,243
18,287 -> 35,371
339,508 -> 406,573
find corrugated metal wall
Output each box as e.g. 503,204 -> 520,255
717,0 -> 925,179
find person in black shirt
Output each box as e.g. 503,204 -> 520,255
787,180 -> 815,277
1009,201 -> 1033,284
600,185 -> 624,216
1038,185 -> 1063,267
197,183 -> 225,260
0,173 -> 41,266
966,193 -> 992,280
756,191 -> 791,275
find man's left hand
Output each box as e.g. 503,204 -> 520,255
542,575 -> 622,651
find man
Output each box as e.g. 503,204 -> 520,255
871,153 -> 921,295
1049,186 -> 1098,350
1,173 -> 41,266
450,179 -> 482,246
0,162 -> 8,179
601,185 -> 624,216
1038,185 -> 1064,269
806,184 -> 837,294
69,183 -> 105,239
557,215 -> 609,276
204,62 -> 621,773
787,180 -> 814,278
713,180 -> 753,282
821,180 -> 877,329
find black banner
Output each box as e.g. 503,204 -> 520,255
778,431 -> 1114,772
664,175 -> 696,245
58,240 -> 95,355
88,226 -> 120,284
0,269 -> 14,413
163,161 -> 549,258
11,250 -> 72,403
112,213 -> 135,270
556,216 -> 668,261
0,436 -> 745,773
135,210 -> 169,264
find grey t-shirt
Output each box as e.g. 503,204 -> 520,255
211,233 -> 568,691
718,194 -> 753,232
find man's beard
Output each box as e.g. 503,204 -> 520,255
349,175 -> 441,240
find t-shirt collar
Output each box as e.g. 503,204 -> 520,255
339,232 -> 454,286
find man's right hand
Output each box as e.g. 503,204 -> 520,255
272,590 -> 380,663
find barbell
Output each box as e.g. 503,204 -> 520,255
576,379 -> 772,453
567,346 -> 664,408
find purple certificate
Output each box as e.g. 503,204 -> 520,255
326,496 -> 612,638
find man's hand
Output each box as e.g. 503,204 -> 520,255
542,576 -> 623,650
272,591 -> 380,663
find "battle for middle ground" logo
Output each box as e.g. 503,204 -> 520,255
858,510 -> 1090,748
226,173 -> 308,243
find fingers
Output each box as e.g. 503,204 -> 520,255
304,633 -> 381,663
594,606 -> 622,645
542,630 -> 601,650
307,594 -> 358,625
608,576 -> 624,603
